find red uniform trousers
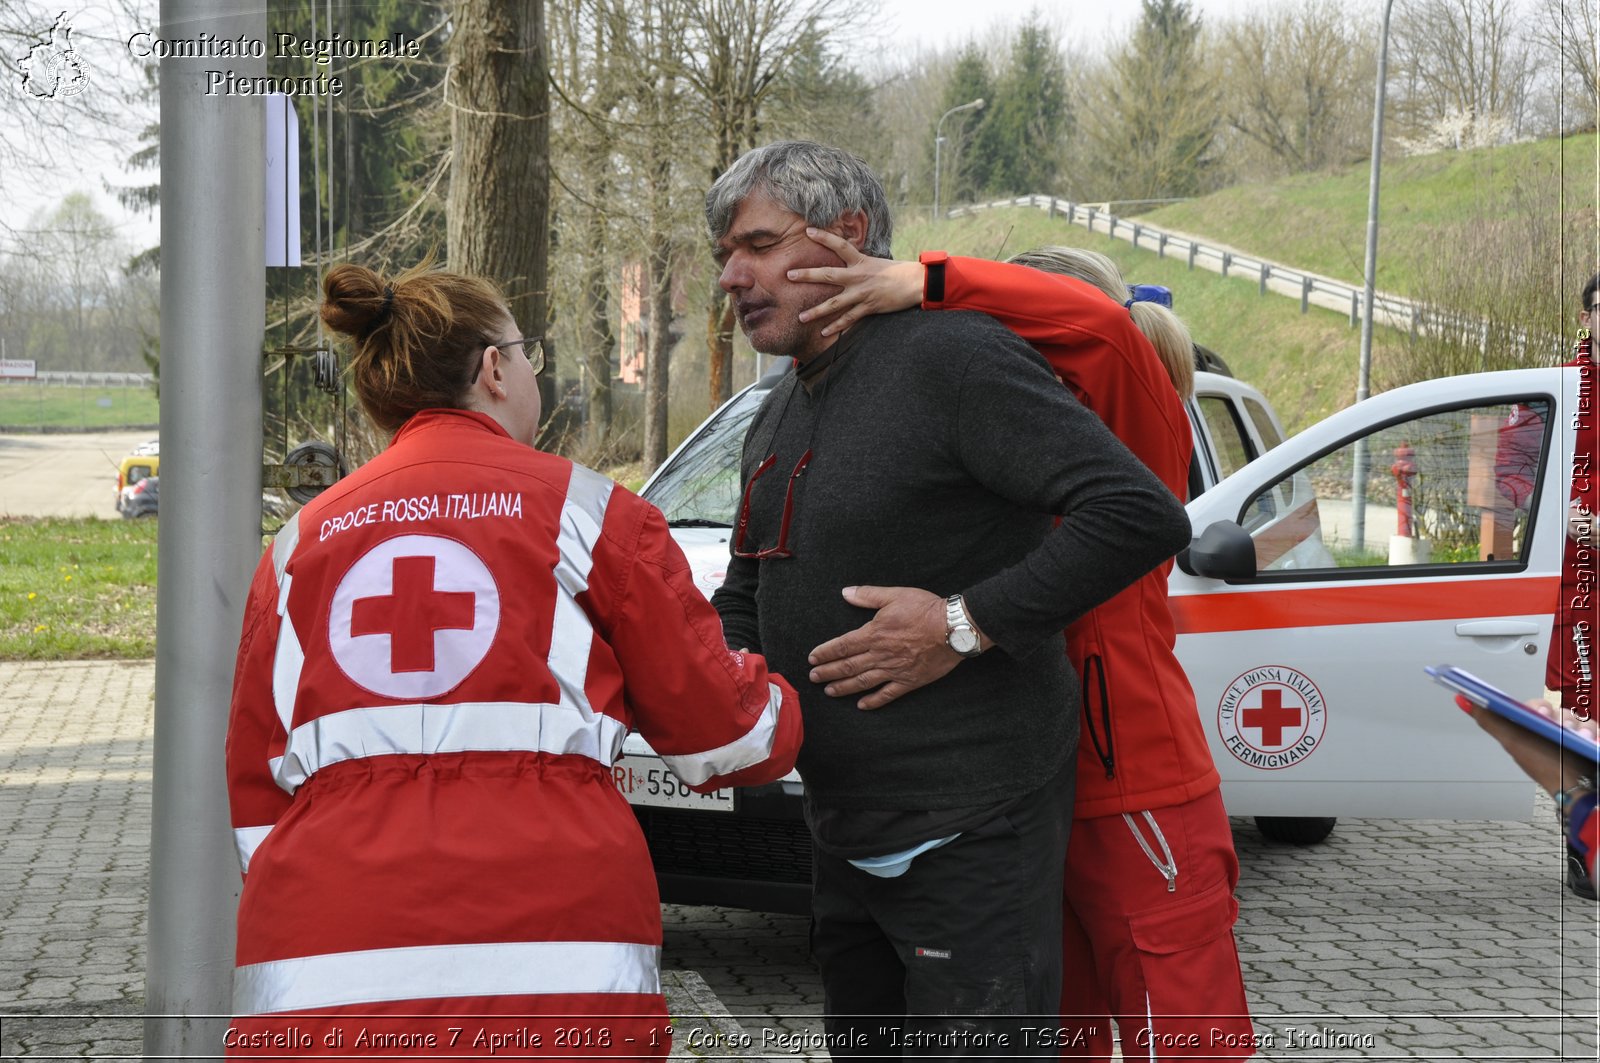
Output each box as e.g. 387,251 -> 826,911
1058,789 -> 1253,1062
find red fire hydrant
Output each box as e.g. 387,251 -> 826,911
1391,442 -> 1417,538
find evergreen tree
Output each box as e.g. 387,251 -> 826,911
768,20 -> 881,161
1085,0 -> 1220,200
986,15 -> 1070,195
108,60 -> 161,390
272,0 -> 446,265
111,61 -> 160,278
932,45 -> 997,205
253,0 -> 449,460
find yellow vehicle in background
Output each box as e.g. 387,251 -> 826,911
115,441 -> 159,514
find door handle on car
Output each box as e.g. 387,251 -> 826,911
1454,620 -> 1541,638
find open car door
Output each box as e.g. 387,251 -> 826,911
1170,367 -> 1580,821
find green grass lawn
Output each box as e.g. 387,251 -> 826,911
0,517 -> 158,660
1142,133 -> 1599,295
893,207 -> 1406,434
0,384 -> 160,430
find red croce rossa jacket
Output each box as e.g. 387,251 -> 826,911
226,408 -> 800,1055
923,252 -> 1219,818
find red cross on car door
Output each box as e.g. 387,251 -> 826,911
1169,368 -> 1580,821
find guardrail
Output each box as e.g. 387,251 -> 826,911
945,194 -> 1553,357
0,372 -> 155,387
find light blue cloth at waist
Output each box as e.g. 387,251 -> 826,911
847,833 -> 961,878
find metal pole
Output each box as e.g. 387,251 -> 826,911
932,98 -> 983,224
1352,0 -> 1395,555
146,0 -> 266,1055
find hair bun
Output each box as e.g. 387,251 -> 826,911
321,263 -> 393,340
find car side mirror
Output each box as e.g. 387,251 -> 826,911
1176,520 -> 1258,580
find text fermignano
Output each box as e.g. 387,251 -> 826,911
125,31 -> 420,97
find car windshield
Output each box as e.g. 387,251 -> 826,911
643,385 -> 770,527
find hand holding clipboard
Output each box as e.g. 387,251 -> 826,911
1428,666 -> 1600,764
1427,666 -> 1598,806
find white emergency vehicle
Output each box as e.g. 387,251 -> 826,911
621,361 -> 1584,912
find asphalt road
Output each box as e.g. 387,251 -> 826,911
0,431 -> 156,519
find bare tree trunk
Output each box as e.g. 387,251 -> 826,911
693,3 -> 779,410
707,294 -> 736,404
446,0 -> 552,416
576,6 -> 620,453
637,1 -> 685,470
703,106 -> 745,410
580,211 -> 615,451
643,235 -> 674,469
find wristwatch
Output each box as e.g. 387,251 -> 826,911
945,594 -> 983,658
1556,776 -> 1595,824
919,250 -> 949,304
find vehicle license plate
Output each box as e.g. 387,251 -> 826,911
612,754 -> 735,812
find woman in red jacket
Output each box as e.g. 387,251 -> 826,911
793,233 -> 1253,1061
1465,697 -> 1597,881
225,260 -> 801,1057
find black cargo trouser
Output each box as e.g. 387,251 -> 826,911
809,766 -> 1074,1060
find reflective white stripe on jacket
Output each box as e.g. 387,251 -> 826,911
661,680 -> 786,786
233,826 -> 272,873
234,940 -> 661,1014
269,700 -> 629,790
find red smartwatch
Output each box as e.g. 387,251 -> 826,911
919,250 -> 949,306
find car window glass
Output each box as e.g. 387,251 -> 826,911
1243,398 -> 1284,451
1238,399 -> 1292,521
643,388 -> 766,525
1245,400 -> 1551,572
127,465 -> 152,485
1199,396 -> 1255,480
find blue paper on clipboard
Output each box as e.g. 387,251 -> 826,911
1427,665 -> 1600,764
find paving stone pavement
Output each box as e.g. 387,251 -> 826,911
663,808 -> 1600,1061
2,660 -> 1599,1060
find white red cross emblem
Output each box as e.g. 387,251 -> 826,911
1216,665 -> 1327,770
328,534 -> 501,699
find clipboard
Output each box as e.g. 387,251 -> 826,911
1426,665 -> 1600,764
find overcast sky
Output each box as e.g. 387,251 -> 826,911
871,0 -> 1284,52
4,1 -> 160,249
2,0 -> 1310,255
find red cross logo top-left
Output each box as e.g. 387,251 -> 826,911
327,535 -> 502,699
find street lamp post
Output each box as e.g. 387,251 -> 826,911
1352,0 -> 1397,553
933,97 -> 984,223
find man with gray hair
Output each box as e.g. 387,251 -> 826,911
706,140 -> 1191,1054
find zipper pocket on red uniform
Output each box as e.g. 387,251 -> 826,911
1080,652 -> 1114,780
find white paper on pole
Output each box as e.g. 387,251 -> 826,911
264,94 -> 301,267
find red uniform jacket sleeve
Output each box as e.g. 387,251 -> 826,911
590,492 -> 802,792
225,549 -> 293,878
922,252 -> 1192,499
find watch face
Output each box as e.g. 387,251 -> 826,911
949,627 -> 979,655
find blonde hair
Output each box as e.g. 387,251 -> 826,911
1006,246 -> 1195,400
321,256 -> 511,434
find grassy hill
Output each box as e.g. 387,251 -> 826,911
1144,133 -> 1599,297
888,132 -> 1599,435
891,209 -> 1382,434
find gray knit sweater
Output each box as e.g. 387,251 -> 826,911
712,309 -> 1190,811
